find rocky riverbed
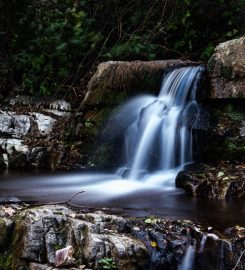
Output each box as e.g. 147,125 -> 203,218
0,203 -> 244,270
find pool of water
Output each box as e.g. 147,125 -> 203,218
0,170 -> 244,229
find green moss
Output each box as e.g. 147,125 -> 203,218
0,216 -> 31,270
207,56 -> 216,72
225,104 -> 245,121
91,144 -> 115,167
99,257 -> 117,270
220,64 -> 232,80
227,111 -> 245,121
224,138 -> 245,161
0,253 -> 15,270
237,91 -> 245,98
0,219 -> 7,248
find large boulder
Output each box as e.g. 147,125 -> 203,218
2,205 -> 148,270
176,162 -> 245,199
208,36 -> 245,98
86,60 -> 198,106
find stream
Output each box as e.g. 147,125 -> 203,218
0,170 -> 244,229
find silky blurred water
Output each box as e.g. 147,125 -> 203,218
0,170 -> 244,229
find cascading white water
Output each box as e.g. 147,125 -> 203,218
0,66 -> 204,202
178,245 -> 196,270
117,66 -> 204,182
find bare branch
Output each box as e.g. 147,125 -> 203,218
232,250 -> 245,270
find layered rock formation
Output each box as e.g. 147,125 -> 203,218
0,97 -> 83,170
0,204 -> 244,270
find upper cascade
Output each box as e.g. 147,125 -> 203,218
116,66 -> 204,180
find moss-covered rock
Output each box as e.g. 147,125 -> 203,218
85,60 -> 199,106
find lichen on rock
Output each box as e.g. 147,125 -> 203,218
208,36 -> 245,98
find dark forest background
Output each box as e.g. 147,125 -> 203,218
0,0 -> 244,99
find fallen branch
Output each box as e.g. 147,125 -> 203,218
0,191 -> 85,208
232,250 -> 245,270
34,191 -> 86,207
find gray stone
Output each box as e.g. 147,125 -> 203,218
176,163 -> 245,199
31,113 -> 57,136
50,100 -> 71,111
27,147 -> 48,168
0,112 -> 31,137
240,121 -> 245,137
29,262 -> 53,270
208,36 -> 245,98
10,206 -> 148,270
0,205 -> 244,270
0,138 -> 29,154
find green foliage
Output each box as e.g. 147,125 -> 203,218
224,138 -> 245,161
227,111 -> 245,122
226,105 -> 245,121
1,0 -> 244,96
9,0 -> 103,96
84,119 -> 94,128
207,56 -> 216,72
99,257 -> 117,270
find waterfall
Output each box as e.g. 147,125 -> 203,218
116,66 -> 204,181
178,245 -> 196,270
0,66 -> 205,201
199,234 -> 208,253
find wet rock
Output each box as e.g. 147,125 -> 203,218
0,112 -> 31,137
31,113 -> 56,136
2,206 -> 148,270
208,36 -> 245,98
0,153 -> 6,169
27,147 -> 48,168
176,162 -> 245,199
0,138 -> 29,155
29,262 -> 53,270
0,218 -> 9,249
240,121 -> 245,137
50,100 -> 71,111
193,100 -> 245,163
0,205 -> 244,270
0,195 -> 21,204
9,151 -> 29,169
9,95 -> 33,106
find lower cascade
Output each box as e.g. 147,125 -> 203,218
116,65 -> 204,184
